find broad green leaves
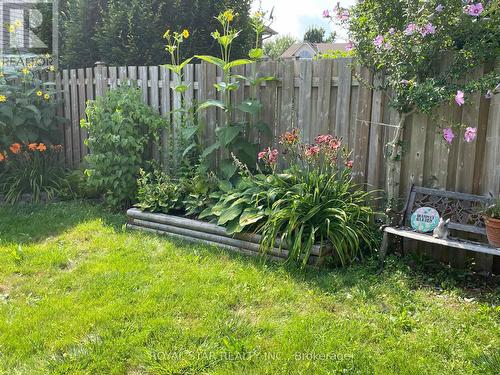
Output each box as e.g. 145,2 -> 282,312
195,55 -> 252,73
237,100 -> 263,116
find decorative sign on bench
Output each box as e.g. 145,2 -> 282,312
410,207 -> 440,233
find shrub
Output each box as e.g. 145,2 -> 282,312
81,86 -> 164,208
0,143 -> 67,203
0,61 -> 62,150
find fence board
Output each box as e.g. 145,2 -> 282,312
366,75 -> 384,190
335,58 -> 352,143
69,69 -> 81,165
297,60 -> 313,142
77,68 -> 87,159
160,66 -> 171,170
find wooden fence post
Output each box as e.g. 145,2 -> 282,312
95,61 -> 107,98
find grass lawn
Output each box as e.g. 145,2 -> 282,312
0,202 -> 499,374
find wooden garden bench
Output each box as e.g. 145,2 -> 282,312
380,185 -> 500,260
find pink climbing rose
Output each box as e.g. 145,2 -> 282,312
455,90 -> 465,106
420,23 -> 436,37
465,3 -> 484,16
322,9 -> 330,18
346,41 -> 354,51
373,35 -> 384,48
404,23 -> 417,35
443,128 -> 455,144
464,127 -> 477,143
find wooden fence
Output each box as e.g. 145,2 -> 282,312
56,59 -> 500,271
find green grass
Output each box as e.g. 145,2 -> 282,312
0,202 -> 499,374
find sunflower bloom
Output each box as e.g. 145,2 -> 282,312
10,143 -> 21,154
223,10 -> 234,22
37,90 -> 43,97
36,143 -> 47,152
21,68 -> 29,75
8,25 -> 15,33
0,95 -> 6,102
182,29 -> 189,39
44,93 -> 50,100
28,143 -> 38,151
14,20 -> 22,27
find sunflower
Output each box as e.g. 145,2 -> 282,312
182,29 -> 190,39
223,10 -> 234,22
37,90 -> 43,97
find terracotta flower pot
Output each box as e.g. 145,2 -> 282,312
484,216 -> 500,248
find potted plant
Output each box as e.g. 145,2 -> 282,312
484,198 -> 500,247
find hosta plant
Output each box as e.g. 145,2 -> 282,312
135,164 -> 187,213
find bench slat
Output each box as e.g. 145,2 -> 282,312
412,186 -> 492,203
384,227 -> 500,256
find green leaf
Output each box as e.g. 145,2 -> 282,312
226,218 -> 244,235
220,159 -> 238,179
225,59 -> 253,71
218,204 -> 244,226
254,76 -> 277,86
180,126 -> 198,140
197,99 -> 226,112
248,48 -> 264,60
178,57 -> 193,71
255,121 -> 272,138
201,142 -> 220,158
174,84 -> 189,93
218,180 -> 233,192
214,81 -> 239,93
216,126 -> 241,147
239,208 -> 265,227
198,206 -> 214,219
25,105 -> 42,121
0,106 -> 13,120
195,55 -> 226,69
237,100 -> 263,116
182,143 -> 197,157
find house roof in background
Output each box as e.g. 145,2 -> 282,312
280,42 -> 348,58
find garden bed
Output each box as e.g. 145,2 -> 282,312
126,208 -> 332,266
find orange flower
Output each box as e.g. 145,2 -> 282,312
36,143 -> 47,152
0,152 -> 6,162
9,143 -> 21,154
28,143 -> 38,151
